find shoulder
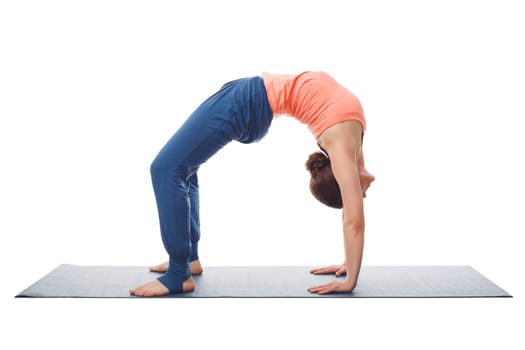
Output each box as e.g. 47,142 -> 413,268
318,120 -> 363,158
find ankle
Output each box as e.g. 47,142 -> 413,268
183,277 -> 195,293
190,260 -> 203,275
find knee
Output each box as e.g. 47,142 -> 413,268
150,157 -> 167,178
150,157 -> 188,184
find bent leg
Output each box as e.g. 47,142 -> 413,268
149,108 -> 235,293
139,77 -> 269,295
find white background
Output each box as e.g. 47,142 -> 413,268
1,0 -> 524,349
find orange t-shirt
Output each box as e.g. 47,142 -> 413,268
262,71 -> 365,140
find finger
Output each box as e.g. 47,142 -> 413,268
308,285 -> 323,292
318,288 -> 333,295
308,282 -> 336,294
310,266 -> 338,274
308,283 -> 329,293
318,283 -> 339,295
335,268 -> 346,277
314,265 -> 338,271
310,266 -> 329,274
309,281 -> 339,294
316,287 -> 333,295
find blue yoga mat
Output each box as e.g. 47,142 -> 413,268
16,264 -> 511,298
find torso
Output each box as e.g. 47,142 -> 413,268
262,71 -> 366,141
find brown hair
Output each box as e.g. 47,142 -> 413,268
305,152 -> 342,209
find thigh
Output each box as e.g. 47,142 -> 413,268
153,108 -> 234,179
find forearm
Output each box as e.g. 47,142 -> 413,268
343,224 -> 364,289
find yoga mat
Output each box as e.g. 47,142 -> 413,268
16,265 -> 511,298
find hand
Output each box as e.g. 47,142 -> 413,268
308,279 -> 355,295
310,263 -> 346,277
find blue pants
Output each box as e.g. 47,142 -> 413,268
150,77 -> 273,293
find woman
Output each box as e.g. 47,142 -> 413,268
130,71 -> 375,296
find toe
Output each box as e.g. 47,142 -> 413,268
131,285 -> 147,296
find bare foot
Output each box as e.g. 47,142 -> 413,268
129,277 -> 195,297
149,261 -> 169,273
190,260 -> 203,275
149,260 -> 203,275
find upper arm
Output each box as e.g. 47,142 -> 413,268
327,141 -> 364,229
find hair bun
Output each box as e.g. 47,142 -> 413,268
305,151 -> 330,175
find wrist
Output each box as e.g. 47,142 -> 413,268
343,278 -> 357,291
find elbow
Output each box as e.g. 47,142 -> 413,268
343,220 -> 364,235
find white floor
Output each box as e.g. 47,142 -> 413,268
4,289 -> 521,349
